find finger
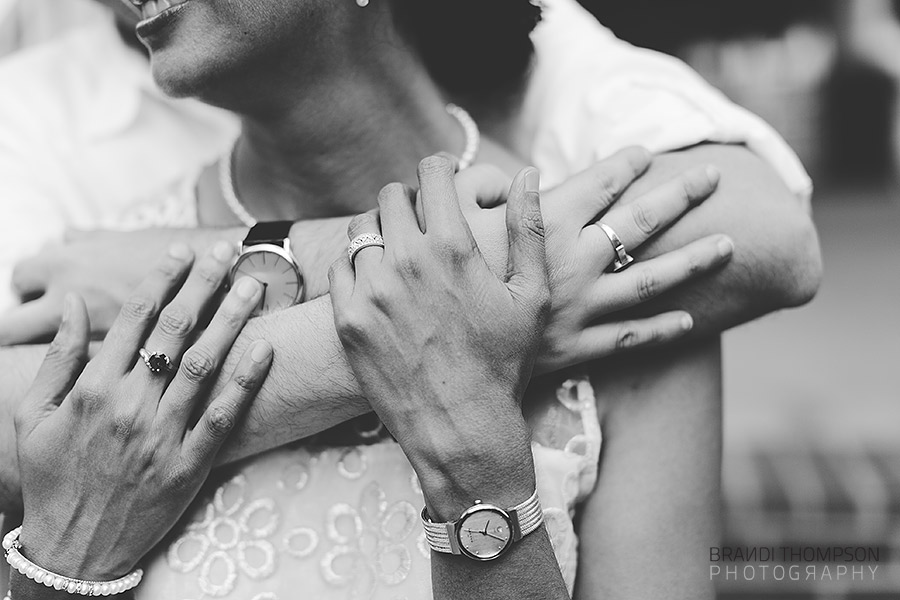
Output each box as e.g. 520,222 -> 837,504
0,295 -> 62,346
16,294 -> 90,435
328,254 -> 356,310
587,235 -> 734,314
546,146 -> 652,227
98,243 -> 194,372
574,311 -> 695,361
376,183 -> 418,241
183,340 -> 273,468
158,276 -> 262,429
505,168 -> 549,310
587,165 -> 719,259
347,210 -> 384,274
455,164 -> 511,209
417,155 -> 470,239
10,256 -> 48,299
138,241 -> 236,383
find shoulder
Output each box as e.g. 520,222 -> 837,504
523,0 -> 812,203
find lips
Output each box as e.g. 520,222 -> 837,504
135,0 -> 188,21
134,0 -> 191,39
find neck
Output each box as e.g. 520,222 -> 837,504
226,15 -> 465,221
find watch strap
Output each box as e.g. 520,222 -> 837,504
244,220 -> 293,246
421,490 -> 543,555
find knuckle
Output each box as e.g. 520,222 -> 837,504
157,305 -> 195,338
687,253 -> 705,277
418,155 -> 454,177
232,369 -> 260,394
615,323 -> 641,351
195,262 -> 225,288
591,170 -> 619,205
520,206 -> 546,239
156,257 -> 186,281
206,405 -> 236,436
180,348 -> 217,384
334,307 -> 370,344
636,269 -> 658,302
121,294 -> 159,323
631,202 -> 659,235
111,410 -> 137,440
347,213 -> 376,238
377,182 -> 409,205
72,376 -> 106,409
393,253 -> 424,279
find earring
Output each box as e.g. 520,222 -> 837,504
356,0 -> 369,6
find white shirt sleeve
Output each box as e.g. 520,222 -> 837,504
524,0 -> 814,209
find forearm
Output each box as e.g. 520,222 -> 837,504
574,340 -> 722,600
210,296 -> 368,464
617,144 -> 822,334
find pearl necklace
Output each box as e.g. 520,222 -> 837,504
218,103 -> 481,228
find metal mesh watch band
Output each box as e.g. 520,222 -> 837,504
421,490 -> 544,555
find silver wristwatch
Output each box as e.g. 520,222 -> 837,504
421,490 -> 543,561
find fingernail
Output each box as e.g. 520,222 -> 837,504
705,165 -> 720,185
213,240 -> 235,262
250,341 -> 272,363
717,236 -> 734,257
236,277 -> 260,300
168,242 -> 191,260
525,168 -> 541,194
681,314 -> 694,330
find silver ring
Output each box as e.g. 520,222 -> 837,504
139,348 -> 172,374
347,233 -> 385,267
596,223 -> 634,272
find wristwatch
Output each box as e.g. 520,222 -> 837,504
421,490 -> 543,561
229,221 -> 304,315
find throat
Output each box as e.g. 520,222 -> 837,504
204,100 -> 473,225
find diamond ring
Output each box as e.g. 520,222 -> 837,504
347,233 -> 385,267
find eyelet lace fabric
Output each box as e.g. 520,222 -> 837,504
135,378 -> 601,599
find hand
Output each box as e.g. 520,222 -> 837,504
1,228 -> 244,345
457,147 -> 734,373
12,243 -> 272,583
329,157 -> 549,520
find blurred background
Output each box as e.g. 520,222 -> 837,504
1,1 -> 898,599
584,2 -> 900,599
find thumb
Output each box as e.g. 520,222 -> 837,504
17,294 -> 90,434
505,168 -> 549,303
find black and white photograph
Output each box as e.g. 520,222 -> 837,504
0,1 -> 897,599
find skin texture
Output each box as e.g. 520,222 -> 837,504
331,160 -> 568,598
10,247 -> 274,599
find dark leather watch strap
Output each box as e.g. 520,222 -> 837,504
244,220 -> 293,246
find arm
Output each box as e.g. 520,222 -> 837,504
330,160 -> 569,599
614,143 -> 822,335
573,339 -> 722,600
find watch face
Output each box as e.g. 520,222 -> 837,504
231,246 -> 303,314
457,506 -> 513,561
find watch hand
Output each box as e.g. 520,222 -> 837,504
483,531 -> 506,542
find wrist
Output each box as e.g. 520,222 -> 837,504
414,433 -> 537,522
16,522 -> 133,582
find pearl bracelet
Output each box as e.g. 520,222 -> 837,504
2,527 -> 143,596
